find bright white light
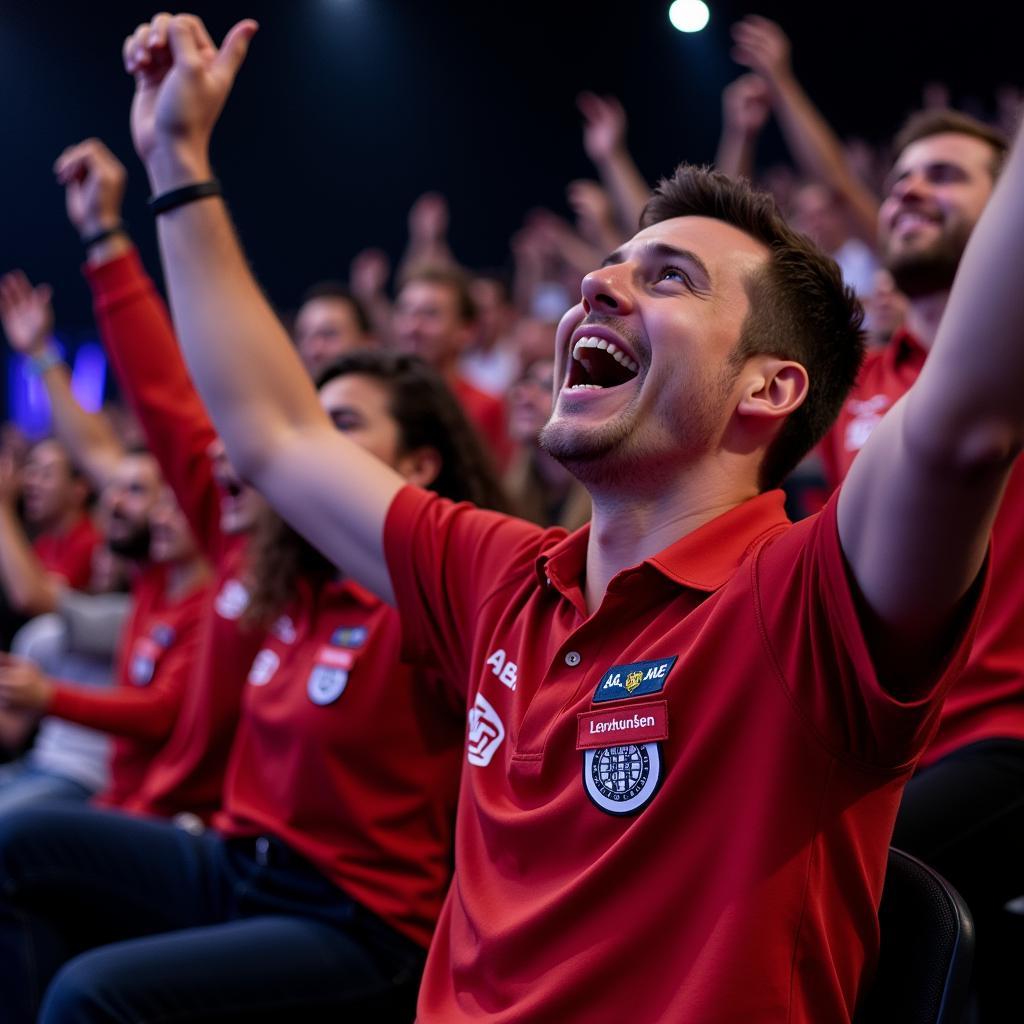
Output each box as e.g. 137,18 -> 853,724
669,0 -> 710,33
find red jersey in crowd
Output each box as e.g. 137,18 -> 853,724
32,512 -> 101,590
819,327 -> 1024,767
450,373 -> 512,470
383,485 -> 984,1023
48,562 -> 208,807
87,251 -> 264,820
214,577 -> 464,949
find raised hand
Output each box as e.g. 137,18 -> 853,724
566,179 -> 620,251
350,248 -> 390,300
408,192 -> 450,245
731,16 -> 792,86
577,92 -> 628,165
122,12 -> 258,189
0,271 -> 54,356
53,139 -> 127,239
722,74 -> 772,136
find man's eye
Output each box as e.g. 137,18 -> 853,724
658,266 -> 691,286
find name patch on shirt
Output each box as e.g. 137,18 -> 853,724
331,626 -> 368,649
577,701 -> 668,751
593,656 -> 677,703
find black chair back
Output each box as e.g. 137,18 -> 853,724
854,847 -> 974,1024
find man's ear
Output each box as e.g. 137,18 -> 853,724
396,446 -> 443,489
735,357 -> 809,423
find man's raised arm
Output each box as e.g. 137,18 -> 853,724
122,13 -> 402,602
838,124 -> 1024,681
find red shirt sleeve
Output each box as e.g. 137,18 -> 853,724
85,250 -> 223,560
383,485 -> 552,698
753,490 -> 988,769
32,515 -> 102,590
47,580 -> 208,743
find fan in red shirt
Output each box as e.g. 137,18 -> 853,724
0,436 -> 99,623
393,266 -> 513,469
0,137 -> 511,1022
815,109 -> 1024,1019
43,17 -> 1024,1022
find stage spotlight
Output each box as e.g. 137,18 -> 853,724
669,0 -> 710,33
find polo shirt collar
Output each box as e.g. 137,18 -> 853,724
536,490 -> 791,599
885,327 -> 927,372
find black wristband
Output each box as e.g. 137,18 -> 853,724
148,179 -> 222,216
81,224 -> 127,250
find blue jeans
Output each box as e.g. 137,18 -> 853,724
0,764 -> 94,816
0,804 -> 424,1023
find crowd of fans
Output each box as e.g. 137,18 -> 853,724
0,10 -> 1021,1023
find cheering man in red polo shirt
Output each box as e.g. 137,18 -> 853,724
112,15 -> 1024,1023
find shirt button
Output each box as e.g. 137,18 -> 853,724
564,650 -> 581,667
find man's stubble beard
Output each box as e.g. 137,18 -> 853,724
885,219 -> 971,299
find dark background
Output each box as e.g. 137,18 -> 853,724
0,0 -> 1017,340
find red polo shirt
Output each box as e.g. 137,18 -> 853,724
32,512 -> 101,590
87,251 -> 264,820
214,578 -> 463,950
384,485 -> 982,1023
820,328 -> 1024,766
48,563 -> 208,807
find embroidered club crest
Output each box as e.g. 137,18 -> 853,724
583,742 -> 661,816
214,578 -> 249,620
247,649 -> 280,687
306,646 -> 354,706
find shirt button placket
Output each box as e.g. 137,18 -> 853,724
564,650 -> 581,667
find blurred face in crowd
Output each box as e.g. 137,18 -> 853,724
470,277 -> 515,350
541,216 -> 769,486
149,485 -> 200,564
99,453 -> 162,561
294,296 -> 370,380
512,318 -> 557,367
791,183 -> 848,255
507,359 -> 555,446
317,374 -> 434,485
208,437 -> 264,535
392,281 -> 474,372
21,440 -> 85,528
879,132 -> 997,297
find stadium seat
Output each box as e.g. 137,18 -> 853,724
854,847 -> 974,1024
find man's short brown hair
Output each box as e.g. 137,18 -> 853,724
892,109 -> 1008,179
641,165 -> 865,490
400,265 -> 478,325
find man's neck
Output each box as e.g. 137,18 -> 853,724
904,290 -> 950,351
582,462 -> 758,614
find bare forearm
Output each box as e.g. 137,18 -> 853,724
149,175 -> 401,600
716,128 -> 757,181
594,150 -> 651,236
770,73 -> 879,244
0,505 -> 60,614
909,128 -> 1024,459
40,363 -> 123,488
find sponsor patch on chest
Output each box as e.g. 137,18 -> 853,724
593,656 -> 677,703
128,624 -> 177,686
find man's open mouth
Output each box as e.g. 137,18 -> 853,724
566,336 -> 640,391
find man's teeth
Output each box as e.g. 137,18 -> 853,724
571,336 -> 639,374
